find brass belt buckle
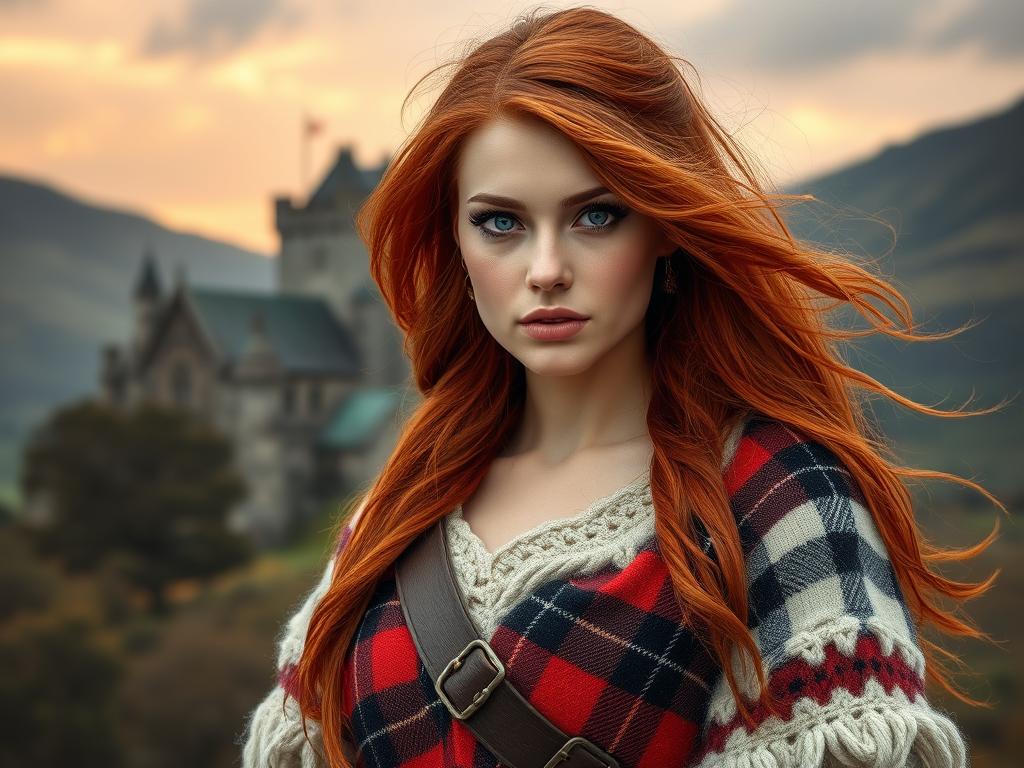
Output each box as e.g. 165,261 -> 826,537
542,736 -> 620,768
434,638 -> 506,720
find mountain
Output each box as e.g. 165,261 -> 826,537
0,174 -> 274,505
781,93 -> 1023,499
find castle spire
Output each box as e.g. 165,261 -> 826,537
134,245 -> 162,301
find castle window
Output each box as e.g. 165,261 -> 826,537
172,362 -> 192,407
283,383 -> 297,416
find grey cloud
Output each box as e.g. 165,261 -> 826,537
140,0 -> 305,59
674,0 -> 1020,72
925,0 -> 1024,59
675,0 -> 927,71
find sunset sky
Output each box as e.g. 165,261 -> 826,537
1,0 -> 1021,255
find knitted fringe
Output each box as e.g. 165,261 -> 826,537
693,680 -> 967,768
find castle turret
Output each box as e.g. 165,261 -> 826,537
132,247 -> 163,360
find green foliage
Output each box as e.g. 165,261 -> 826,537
20,399 -> 253,613
0,619 -> 123,766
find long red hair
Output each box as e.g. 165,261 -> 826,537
293,6 -> 1005,765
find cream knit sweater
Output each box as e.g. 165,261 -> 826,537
239,418 -> 924,768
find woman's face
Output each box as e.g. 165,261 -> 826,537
453,114 -> 674,378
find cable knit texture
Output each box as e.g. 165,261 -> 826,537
445,468 -> 656,641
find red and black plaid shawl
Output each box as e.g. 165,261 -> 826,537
338,521 -> 717,768
283,414 -> 948,767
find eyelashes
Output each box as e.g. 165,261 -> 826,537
468,202 -> 630,240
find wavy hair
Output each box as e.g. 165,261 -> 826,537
293,6 -> 1006,765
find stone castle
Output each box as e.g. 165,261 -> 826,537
98,146 -> 418,547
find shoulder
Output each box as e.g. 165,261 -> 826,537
726,415 -> 882,549
724,414 -> 869,539
333,493 -> 370,557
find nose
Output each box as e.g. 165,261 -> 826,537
525,236 -> 572,292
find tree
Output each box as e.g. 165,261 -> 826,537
21,399 -> 252,614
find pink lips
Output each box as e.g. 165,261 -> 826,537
518,307 -> 588,323
519,318 -> 588,340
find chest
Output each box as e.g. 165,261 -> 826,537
340,539 -> 719,768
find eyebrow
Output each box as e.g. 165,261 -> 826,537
465,185 -> 612,211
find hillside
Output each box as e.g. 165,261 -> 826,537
780,94 -> 1023,497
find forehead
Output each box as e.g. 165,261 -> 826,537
456,114 -> 600,202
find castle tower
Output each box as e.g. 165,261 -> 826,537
132,246 -> 163,361
273,145 -> 410,387
273,145 -> 387,328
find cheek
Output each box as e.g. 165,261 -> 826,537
597,246 -> 657,306
456,222 -> 514,304
468,260 -> 518,304
462,254 -> 520,329
605,252 -> 650,285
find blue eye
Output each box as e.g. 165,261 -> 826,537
468,202 -> 630,240
491,214 -> 517,233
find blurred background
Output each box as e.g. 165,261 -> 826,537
0,1 -> 1020,765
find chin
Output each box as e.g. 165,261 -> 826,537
517,349 -> 597,378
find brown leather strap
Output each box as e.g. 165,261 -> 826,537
395,519 -> 620,768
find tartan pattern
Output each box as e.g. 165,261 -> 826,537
308,414 -> 937,767
723,418 -> 916,670
693,416 -> 938,766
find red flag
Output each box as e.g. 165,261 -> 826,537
305,116 -> 324,137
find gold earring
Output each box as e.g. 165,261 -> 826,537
460,255 -> 475,301
662,256 -> 677,294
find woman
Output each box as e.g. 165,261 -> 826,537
241,7 -> 1003,767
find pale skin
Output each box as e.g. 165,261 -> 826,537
450,113 -> 677,555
